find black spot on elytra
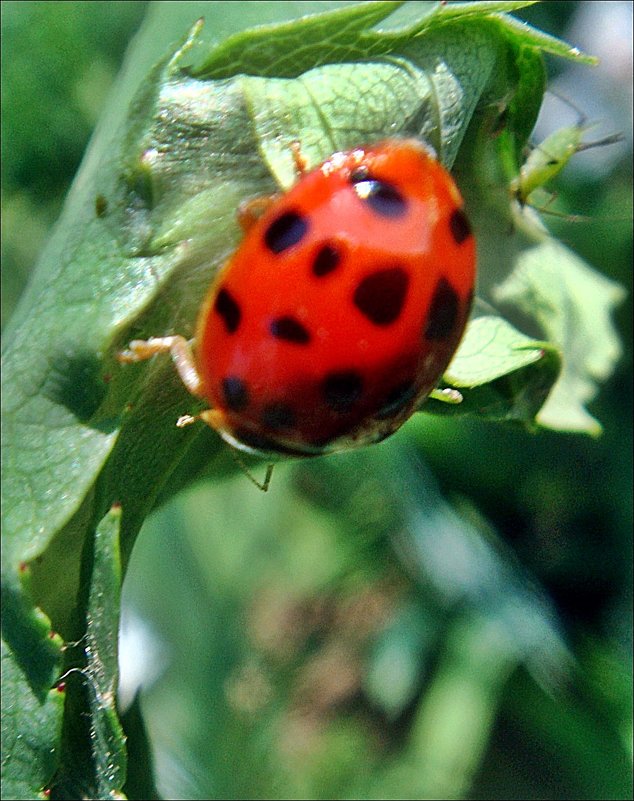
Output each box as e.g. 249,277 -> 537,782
264,211 -> 308,253
312,243 -> 341,277
354,267 -> 409,326
222,376 -> 249,411
269,316 -> 311,344
322,370 -> 363,412
375,380 -> 417,420
351,177 -> 408,218
262,402 -> 296,430
214,287 -> 241,333
449,208 -> 472,244
424,278 -> 460,340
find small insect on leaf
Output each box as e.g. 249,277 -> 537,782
118,139 -> 476,468
512,121 -> 624,207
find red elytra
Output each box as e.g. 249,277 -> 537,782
120,139 -> 476,460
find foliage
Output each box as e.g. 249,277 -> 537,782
1,2 -> 631,799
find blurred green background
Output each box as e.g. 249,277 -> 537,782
2,2 -> 632,798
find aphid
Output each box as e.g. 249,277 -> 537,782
512,118 -> 623,209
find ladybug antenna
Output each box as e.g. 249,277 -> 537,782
289,140 -> 309,176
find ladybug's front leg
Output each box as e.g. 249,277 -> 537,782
237,194 -> 280,232
118,336 -> 204,398
236,143 -> 307,232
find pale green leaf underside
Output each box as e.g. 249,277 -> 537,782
423,314 -> 561,425
241,61 -> 439,189
445,315 -> 552,387
494,232 -> 626,435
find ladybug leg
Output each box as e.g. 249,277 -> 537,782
197,410 -> 275,491
237,195 -> 280,232
261,464 -> 274,492
177,411 -> 274,491
236,141 -> 307,232
118,335 -> 204,398
227,450 -> 274,492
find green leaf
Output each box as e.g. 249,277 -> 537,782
1,566 -> 64,799
51,505 -> 126,800
493,226 -> 626,434
0,4 -> 624,795
241,60 -> 440,190
446,316 -> 553,386
195,0 -> 596,81
1,0 -> 609,573
424,315 -> 561,425
194,0 -> 410,78
83,506 -> 126,800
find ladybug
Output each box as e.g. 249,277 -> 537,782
119,139 -> 476,463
